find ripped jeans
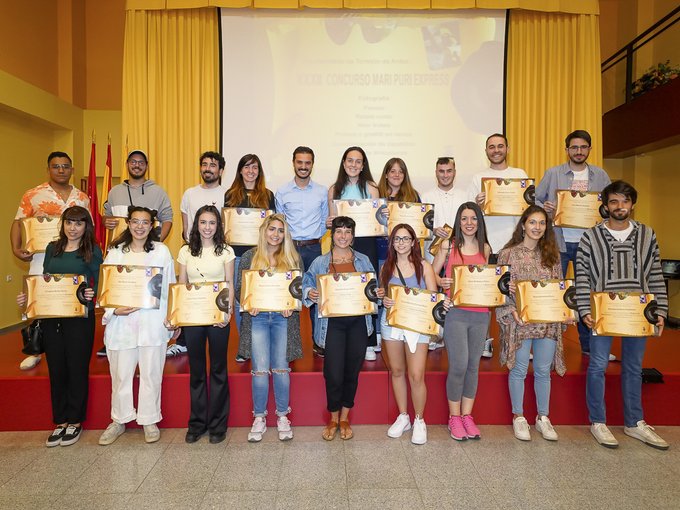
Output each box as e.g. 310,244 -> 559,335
251,312 -> 291,416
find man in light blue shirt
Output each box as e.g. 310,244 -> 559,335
275,146 -> 328,354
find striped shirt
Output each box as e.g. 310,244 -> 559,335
575,220 -> 668,318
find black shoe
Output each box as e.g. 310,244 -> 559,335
209,432 -> 226,444
96,346 -> 107,357
185,430 -> 206,444
235,354 -> 247,363
46,425 -> 67,447
61,424 -> 82,446
312,344 -> 325,358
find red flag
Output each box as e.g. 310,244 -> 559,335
87,140 -> 104,247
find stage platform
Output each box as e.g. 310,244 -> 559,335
1,310 -> 679,431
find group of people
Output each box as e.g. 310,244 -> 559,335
10,129 -> 669,451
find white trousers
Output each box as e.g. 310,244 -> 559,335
107,345 -> 166,426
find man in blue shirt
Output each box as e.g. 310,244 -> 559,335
275,146 -> 329,355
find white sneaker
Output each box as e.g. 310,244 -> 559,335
20,354 -> 41,370
608,353 -> 617,361
535,415 -> 558,441
481,338 -> 493,358
166,343 -> 187,357
387,413 -> 411,438
248,416 -> 267,442
428,340 -> 445,351
513,416 -> 531,441
624,420 -> 669,450
144,424 -> 160,443
364,346 -> 377,361
411,416 -> 427,445
374,333 -> 382,352
98,422 -> 125,445
590,423 -> 619,448
277,415 -> 293,441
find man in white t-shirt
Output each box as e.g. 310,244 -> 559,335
469,134 -> 528,358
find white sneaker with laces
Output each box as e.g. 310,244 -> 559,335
20,354 -> 42,370
166,343 -> 187,357
590,422 -> 619,448
98,422 -> 126,445
624,420 -> 669,450
428,340 -> 445,351
387,413 -> 411,438
248,416 -> 267,442
535,415 -> 558,441
277,415 -> 293,441
513,416 -> 531,441
411,416 -> 427,445
144,424 -> 161,443
364,346 -> 377,361
481,338 -> 493,358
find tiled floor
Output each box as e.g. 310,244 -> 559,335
1,425 -> 679,510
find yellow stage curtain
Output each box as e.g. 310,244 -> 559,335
505,11 -> 602,181
122,7 -> 220,255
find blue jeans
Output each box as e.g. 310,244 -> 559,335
251,312 -> 290,416
234,256 -> 242,333
508,338 -> 556,417
586,335 -> 646,427
561,242 -> 590,352
297,243 -> 321,343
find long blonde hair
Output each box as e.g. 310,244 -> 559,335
250,213 -> 301,271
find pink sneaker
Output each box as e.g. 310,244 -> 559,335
448,415 -> 467,441
462,415 -> 481,440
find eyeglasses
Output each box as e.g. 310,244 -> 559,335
393,236 -> 413,244
129,219 -> 152,227
567,145 -> 590,151
128,159 -> 147,167
50,164 -> 72,170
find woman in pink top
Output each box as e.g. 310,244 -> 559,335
433,202 -> 492,441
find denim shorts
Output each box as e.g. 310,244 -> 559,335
380,310 -> 431,344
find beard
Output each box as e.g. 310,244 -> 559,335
202,173 -> 219,184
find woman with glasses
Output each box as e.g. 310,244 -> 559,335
380,223 -> 442,445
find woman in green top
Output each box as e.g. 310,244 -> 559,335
17,206 -> 102,447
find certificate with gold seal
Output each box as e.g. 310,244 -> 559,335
591,292 -> 659,337
386,284 -> 446,336
23,274 -> 88,320
387,202 -> 434,240
21,216 -> 60,253
334,199 -> 387,237
554,190 -> 603,229
240,269 -> 302,312
222,208 -> 274,246
167,282 -> 230,327
428,224 -> 453,257
317,272 -> 379,318
515,279 -> 577,323
97,265 -> 163,309
450,265 -> 511,307
482,178 -> 535,216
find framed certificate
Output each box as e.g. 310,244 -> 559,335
317,272 -> 379,317
97,264 -> 164,309
428,224 -> 453,257
482,178 -> 535,216
450,264 -> 511,307
105,217 -> 159,248
386,284 -> 446,336
240,269 -> 302,312
515,279 -> 577,323
387,202 -> 434,240
334,199 -> 387,237
591,292 -> 659,337
554,190 -> 604,229
222,208 -> 273,246
23,274 -> 88,320
21,216 -> 60,253
167,282 -> 230,327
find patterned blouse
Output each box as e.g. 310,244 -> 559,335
496,244 -> 566,376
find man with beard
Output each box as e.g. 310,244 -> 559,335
575,181 -> 668,450
275,146 -> 328,355
180,152 -> 227,241
536,130 -> 611,357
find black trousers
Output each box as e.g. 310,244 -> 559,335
184,325 -> 230,434
43,314 -> 95,424
323,316 -> 368,412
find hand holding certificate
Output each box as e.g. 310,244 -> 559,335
428,224 -> 453,257
222,208 -> 273,246
240,269 -> 302,312
386,284 -> 446,336
590,292 -> 660,337
167,282 -> 230,327
450,265 -> 511,307
482,178 -> 535,216
98,265 -> 163,309
515,279 -> 577,323
21,216 -> 60,253
387,202 -> 434,240
23,274 -> 89,320
334,199 -> 387,237
553,190 -> 604,228
317,272 -> 379,317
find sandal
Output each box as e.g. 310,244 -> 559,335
322,420 -> 338,441
339,420 -> 353,440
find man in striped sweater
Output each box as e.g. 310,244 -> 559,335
575,180 -> 668,450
